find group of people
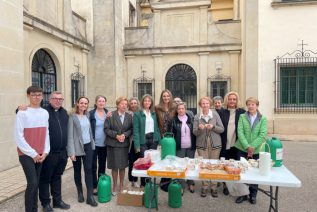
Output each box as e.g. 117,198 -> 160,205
14,86 -> 267,212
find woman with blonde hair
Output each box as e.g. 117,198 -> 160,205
216,91 -> 246,195
89,95 -> 110,195
67,96 -> 97,207
193,96 -> 224,198
217,91 -> 246,160
234,97 -> 267,204
105,97 -> 133,195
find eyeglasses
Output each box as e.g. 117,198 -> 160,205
51,98 -> 64,102
30,94 -> 43,98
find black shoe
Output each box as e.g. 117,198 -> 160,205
235,195 -> 248,204
249,196 -> 257,204
86,196 -> 98,207
211,189 -> 218,198
53,200 -> 70,210
43,204 -> 54,212
76,186 -> 84,203
223,187 -> 229,196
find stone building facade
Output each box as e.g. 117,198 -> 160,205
243,0 -> 317,134
0,0 -> 89,171
1,0 -> 316,171
124,0 -> 242,115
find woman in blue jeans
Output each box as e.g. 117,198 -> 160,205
133,94 -> 161,187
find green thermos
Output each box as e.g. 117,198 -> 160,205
144,180 -> 158,208
266,137 -> 283,167
168,180 -> 182,208
161,133 -> 176,159
97,174 -> 111,203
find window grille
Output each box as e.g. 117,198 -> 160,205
274,41 -> 317,113
166,64 -> 197,114
207,74 -> 231,99
31,49 -> 56,107
133,70 -> 155,101
71,71 -> 85,107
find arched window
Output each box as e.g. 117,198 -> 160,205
31,49 -> 56,107
166,63 -> 197,113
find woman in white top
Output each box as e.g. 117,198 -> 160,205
67,96 -> 97,207
133,94 -> 161,187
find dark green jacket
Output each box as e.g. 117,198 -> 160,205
133,110 -> 161,149
234,111 -> 267,154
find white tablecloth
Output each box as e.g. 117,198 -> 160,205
132,165 -> 301,188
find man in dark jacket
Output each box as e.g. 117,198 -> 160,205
39,91 -> 70,212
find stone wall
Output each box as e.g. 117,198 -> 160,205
0,0 -> 24,171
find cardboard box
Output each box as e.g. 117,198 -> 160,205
117,188 -> 144,207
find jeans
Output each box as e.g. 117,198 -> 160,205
19,155 -> 42,212
39,151 -> 68,206
92,146 -> 107,189
72,143 -> 94,196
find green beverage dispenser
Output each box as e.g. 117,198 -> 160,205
97,174 -> 111,203
266,137 -> 283,167
144,180 -> 158,208
161,133 -> 176,159
168,180 -> 182,208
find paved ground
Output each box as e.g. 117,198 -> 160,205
0,140 -> 316,212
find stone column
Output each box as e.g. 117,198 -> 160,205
153,10 -> 161,47
228,50 -> 241,95
233,0 -> 240,20
23,24 -> 33,86
62,41 -> 73,109
125,55 -> 135,98
198,52 -> 209,102
81,49 -> 89,96
199,6 -> 208,44
152,54 -> 163,104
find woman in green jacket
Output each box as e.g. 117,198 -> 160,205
234,97 -> 267,205
133,94 -> 161,187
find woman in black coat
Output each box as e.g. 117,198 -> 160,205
171,102 -> 196,193
216,91 -> 245,195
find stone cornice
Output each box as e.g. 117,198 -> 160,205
228,50 -> 241,54
151,0 -> 211,10
23,11 -> 91,50
124,43 -> 241,56
271,0 -> 317,7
